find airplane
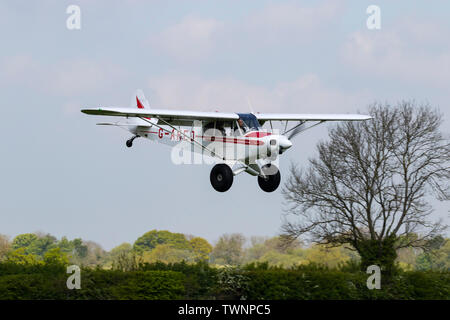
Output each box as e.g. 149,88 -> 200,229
81,90 -> 371,193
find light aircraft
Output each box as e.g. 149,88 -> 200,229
81,90 -> 371,192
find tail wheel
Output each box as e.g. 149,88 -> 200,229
258,164 -> 281,192
210,164 -> 233,192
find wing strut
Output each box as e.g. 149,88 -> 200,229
284,120 -> 326,139
138,116 -> 225,160
282,121 -> 305,136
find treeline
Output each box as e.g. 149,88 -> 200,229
0,260 -> 449,300
1,230 -> 449,271
0,230 -> 449,300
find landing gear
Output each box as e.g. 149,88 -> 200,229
258,163 -> 281,192
126,135 -> 139,148
210,164 -> 234,192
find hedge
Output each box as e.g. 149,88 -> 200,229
0,262 -> 448,300
0,269 -> 185,300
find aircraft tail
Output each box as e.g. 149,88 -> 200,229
132,89 -> 150,109
130,89 -> 157,127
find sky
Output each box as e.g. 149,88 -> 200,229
1,0 -> 449,250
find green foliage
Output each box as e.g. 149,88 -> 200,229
6,233 -> 98,266
137,261 -> 219,299
142,244 -> 193,264
0,258 -> 449,300
244,269 -> 357,299
43,248 -> 69,266
211,233 -> 246,265
71,238 -> 88,258
134,230 -> 190,253
75,270 -> 185,300
0,234 -> 10,261
416,239 -> 450,271
28,234 -> 58,256
5,248 -> 42,265
0,273 -> 66,300
0,268 -> 185,300
216,266 -> 250,299
189,237 -> 213,262
358,238 -> 398,275
11,234 -> 39,252
1,231 -> 448,300
132,232 -> 214,264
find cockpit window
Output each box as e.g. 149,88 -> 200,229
237,113 -> 261,131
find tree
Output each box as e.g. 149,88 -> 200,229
211,233 -> 246,265
11,233 -> 38,252
134,230 -> 190,252
142,244 -> 192,264
0,234 -> 10,261
10,233 -> 57,257
189,237 -> 213,262
43,247 -> 69,266
256,251 -> 304,267
28,233 -> 57,256
244,236 -> 302,263
5,248 -> 41,265
282,102 -> 449,273
72,238 -> 88,259
109,243 -> 141,271
305,244 -> 350,268
416,236 -> 450,271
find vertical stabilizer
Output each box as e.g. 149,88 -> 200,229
134,89 -> 150,109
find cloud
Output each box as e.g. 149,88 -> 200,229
0,55 -> 127,97
149,15 -> 224,61
148,1 -> 343,61
243,0 -> 342,45
146,73 -> 370,114
47,60 -> 127,96
0,54 -> 39,86
341,18 -> 450,88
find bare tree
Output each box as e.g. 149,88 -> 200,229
282,102 -> 449,272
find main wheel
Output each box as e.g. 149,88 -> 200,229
258,164 -> 281,192
126,139 -> 133,148
210,164 -> 233,192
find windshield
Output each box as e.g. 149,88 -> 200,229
237,113 -> 261,131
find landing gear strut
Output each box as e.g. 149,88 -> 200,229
126,135 -> 139,148
210,164 -> 234,192
258,163 -> 281,192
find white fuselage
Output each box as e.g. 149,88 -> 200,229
122,119 -> 291,163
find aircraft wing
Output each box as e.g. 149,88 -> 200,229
81,107 -> 239,121
255,113 -> 372,121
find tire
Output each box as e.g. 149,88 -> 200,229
210,164 -> 233,192
126,140 -> 133,148
258,164 -> 281,192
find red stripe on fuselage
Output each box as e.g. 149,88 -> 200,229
141,131 -> 264,145
199,136 -> 264,145
244,131 -> 272,138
